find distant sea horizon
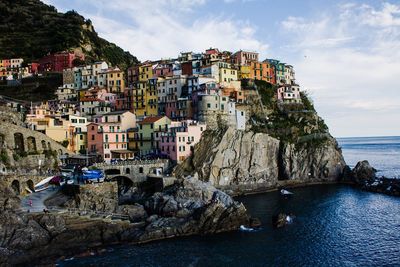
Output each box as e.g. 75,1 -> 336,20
337,136 -> 400,178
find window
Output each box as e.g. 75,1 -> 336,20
207,103 -> 211,109
79,135 -> 83,140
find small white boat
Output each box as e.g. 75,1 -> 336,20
34,176 -> 53,192
239,225 -> 255,232
280,189 -> 294,196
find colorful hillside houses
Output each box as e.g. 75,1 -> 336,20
20,47 -> 304,162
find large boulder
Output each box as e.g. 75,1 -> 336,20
352,160 -> 377,184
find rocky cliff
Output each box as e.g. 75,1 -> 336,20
176,127 -> 345,194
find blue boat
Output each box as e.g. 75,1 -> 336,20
82,169 -> 105,183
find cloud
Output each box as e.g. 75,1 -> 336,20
43,0 -> 269,59
281,2 -> 400,137
46,0 -> 268,61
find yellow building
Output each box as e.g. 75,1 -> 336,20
146,78 -> 158,116
138,63 -> 153,82
217,62 -> 238,83
45,115 -> 88,154
107,67 -> 125,93
239,65 -> 251,80
132,81 -> 147,117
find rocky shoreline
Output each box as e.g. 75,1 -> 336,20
1,153 -> 397,267
0,178 -> 250,266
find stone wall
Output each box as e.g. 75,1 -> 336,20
96,159 -> 170,183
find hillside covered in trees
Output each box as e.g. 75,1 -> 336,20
0,0 -> 139,69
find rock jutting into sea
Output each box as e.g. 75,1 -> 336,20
349,160 -> 400,196
0,178 -> 250,266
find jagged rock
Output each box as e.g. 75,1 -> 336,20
176,127 -> 346,191
117,204 -> 148,223
36,214 -> 66,236
352,160 -> 377,184
272,213 -> 288,228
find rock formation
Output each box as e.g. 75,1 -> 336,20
176,127 -> 346,193
351,160 -> 377,184
0,178 -> 249,266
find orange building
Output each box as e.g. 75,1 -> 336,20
248,62 -> 276,84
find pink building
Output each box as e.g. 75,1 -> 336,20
97,111 -> 136,162
87,122 -> 104,161
159,120 -> 206,162
231,50 -> 259,66
153,63 -> 173,78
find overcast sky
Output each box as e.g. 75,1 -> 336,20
42,0 -> 400,137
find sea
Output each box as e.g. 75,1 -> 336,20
337,136 -> 400,178
57,136 -> 400,267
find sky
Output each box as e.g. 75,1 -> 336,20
42,0 -> 400,137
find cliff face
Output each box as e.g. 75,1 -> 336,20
176,127 -> 346,193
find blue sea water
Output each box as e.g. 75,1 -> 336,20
57,137 -> 400,267
338,136 -> 400,178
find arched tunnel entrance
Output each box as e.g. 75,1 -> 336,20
26,180 -> 35,193
11,180 -> 20,195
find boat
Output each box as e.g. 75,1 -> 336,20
34,176 -> 54,192
280,189 -> 294,196
82,169 -> 105,183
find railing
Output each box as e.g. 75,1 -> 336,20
95,159 -> 168,167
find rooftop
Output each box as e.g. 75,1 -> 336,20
138,116 -> 164,124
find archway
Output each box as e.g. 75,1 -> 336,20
11,180 -> 20,195
14,133 -> 24,154
104,169 -> 121,175
26,180 -> 35,193
27,136 -> 37,153
111,175 -> 134,194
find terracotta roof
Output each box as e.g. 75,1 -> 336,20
138,116 -> 164,124
80,97 -> 104,102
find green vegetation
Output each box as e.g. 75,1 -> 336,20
250,82 -> 329,146
254,80 -> 278,109
0,73 -> 61,101
0,0 -> 138,69
0,149 -> 9,165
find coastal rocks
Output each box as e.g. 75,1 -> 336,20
139,178 -> 249,241
348,161 -> 400,197
279,137 -> 345,181
176,127 -> 346,193
63,182 -> 119,212
0,178 -> 250,265
351,160 -> 377,183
